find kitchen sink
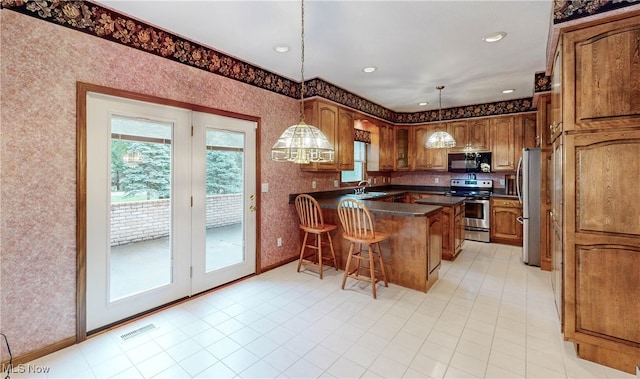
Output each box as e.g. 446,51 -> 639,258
344,191 -> 389,199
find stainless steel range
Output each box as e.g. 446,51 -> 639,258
447,179 -> 493,242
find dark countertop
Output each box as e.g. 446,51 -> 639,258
315,195 -> 442,217
288,185 -> 448,203
414,195 -> 466,206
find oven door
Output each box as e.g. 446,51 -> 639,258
464,199 -> 490,230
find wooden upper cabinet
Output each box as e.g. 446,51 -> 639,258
536,93 -> 552,148
414,123 -> 447,171
448,119 -> 490,152
301,100 -> 353,171
550,44 -> 563,143
394,126 -> 411,170
379,122 -> 394,171
467,118 -> 490,151
337,108 -> 355,171
567,15 -> 640,131
447,121 -> 468,152
522,113 -> 537,149
490,115 -> 522,172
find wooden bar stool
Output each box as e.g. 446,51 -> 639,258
337,198 -> 388,299
294,194 -> 338,279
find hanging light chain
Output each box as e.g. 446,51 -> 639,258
299,0 -> 306,122
437,85 -> 444,122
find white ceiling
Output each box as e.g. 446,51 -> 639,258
97,0 -> 554,113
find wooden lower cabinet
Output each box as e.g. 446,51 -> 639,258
562,129 -> 640,374
407,194 -> 464,260
490,197 -> 523,246
427,211 -> 442,277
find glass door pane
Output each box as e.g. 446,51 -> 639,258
205,129 -> 245,272
110,117 -> 173,301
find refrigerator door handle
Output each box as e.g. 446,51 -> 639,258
516,156 -> 523,204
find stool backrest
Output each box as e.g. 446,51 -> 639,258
295,194 -> 325,229
337,198 -> 376,239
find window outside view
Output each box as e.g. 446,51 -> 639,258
341,141 -> 366,184
109,117 -> 245,300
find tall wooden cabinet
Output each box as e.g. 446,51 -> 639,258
554,13 -> 640,374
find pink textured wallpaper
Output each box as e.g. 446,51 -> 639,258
0,10 -> 328,358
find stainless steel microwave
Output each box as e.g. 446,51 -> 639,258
447,152 -> 492,173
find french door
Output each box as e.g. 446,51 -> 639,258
85,92 -> 256,331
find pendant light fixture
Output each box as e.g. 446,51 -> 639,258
426,85 -> 457,149
271,0 -> 334,164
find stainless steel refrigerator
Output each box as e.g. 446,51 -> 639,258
516,147 -> 541,266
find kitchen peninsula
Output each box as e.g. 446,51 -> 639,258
292,190 -> 444,293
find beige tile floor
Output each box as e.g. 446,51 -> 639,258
15,241 -> 635,378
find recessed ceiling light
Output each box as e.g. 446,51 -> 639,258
502,89 -> 515,94
418,102 -> 428,106
482,32 -> 507,43
273,44 -> 290,53
363,66 -> 377,73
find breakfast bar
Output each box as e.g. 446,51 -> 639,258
313,195 -> 443,293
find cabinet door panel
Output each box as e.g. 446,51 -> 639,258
575,244 -> 640,343
490,116 -> 519,172
572,132 -> 640,237
447,121 -> 468,152
337,109 -> 354,170
467,118 -> 490,151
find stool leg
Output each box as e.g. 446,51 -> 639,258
327,232 -> 338,271
297,231 -> 309,272
368,245 -> 377,299
341,242 -> 355,290
317,233 -> 323,279
376,242 -> 388,287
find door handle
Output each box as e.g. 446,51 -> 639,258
516,216 -> 524,224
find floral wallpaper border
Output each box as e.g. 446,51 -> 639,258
534,72 -> 551,93
553,0 -> 640,24
6,0 -> 609,124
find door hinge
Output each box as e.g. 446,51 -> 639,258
190,267 -> 193,278
191,196 -> 193,207
191,126 -> 194,136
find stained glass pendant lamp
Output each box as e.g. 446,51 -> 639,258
426,86 -> 457,149
271,0 -> 334,164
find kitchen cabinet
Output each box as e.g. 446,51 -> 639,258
549,44 -> 563,143
394,126 -> 411,170
448,119 -> 490,152
413,123 -> 448,171
379,122 -> 394,171
521,113 -> 537,149
489,116 -> 522,172
440,202 -> 465,261
409,194 -> 465,261
537,93 -> 553,272
427,210 -> 442,276
489,196 -> 523,246
554,13 -> 640,374
536,93 -> 552,148
301,100 -> 354,171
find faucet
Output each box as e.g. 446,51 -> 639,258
355,179 -> 369,195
